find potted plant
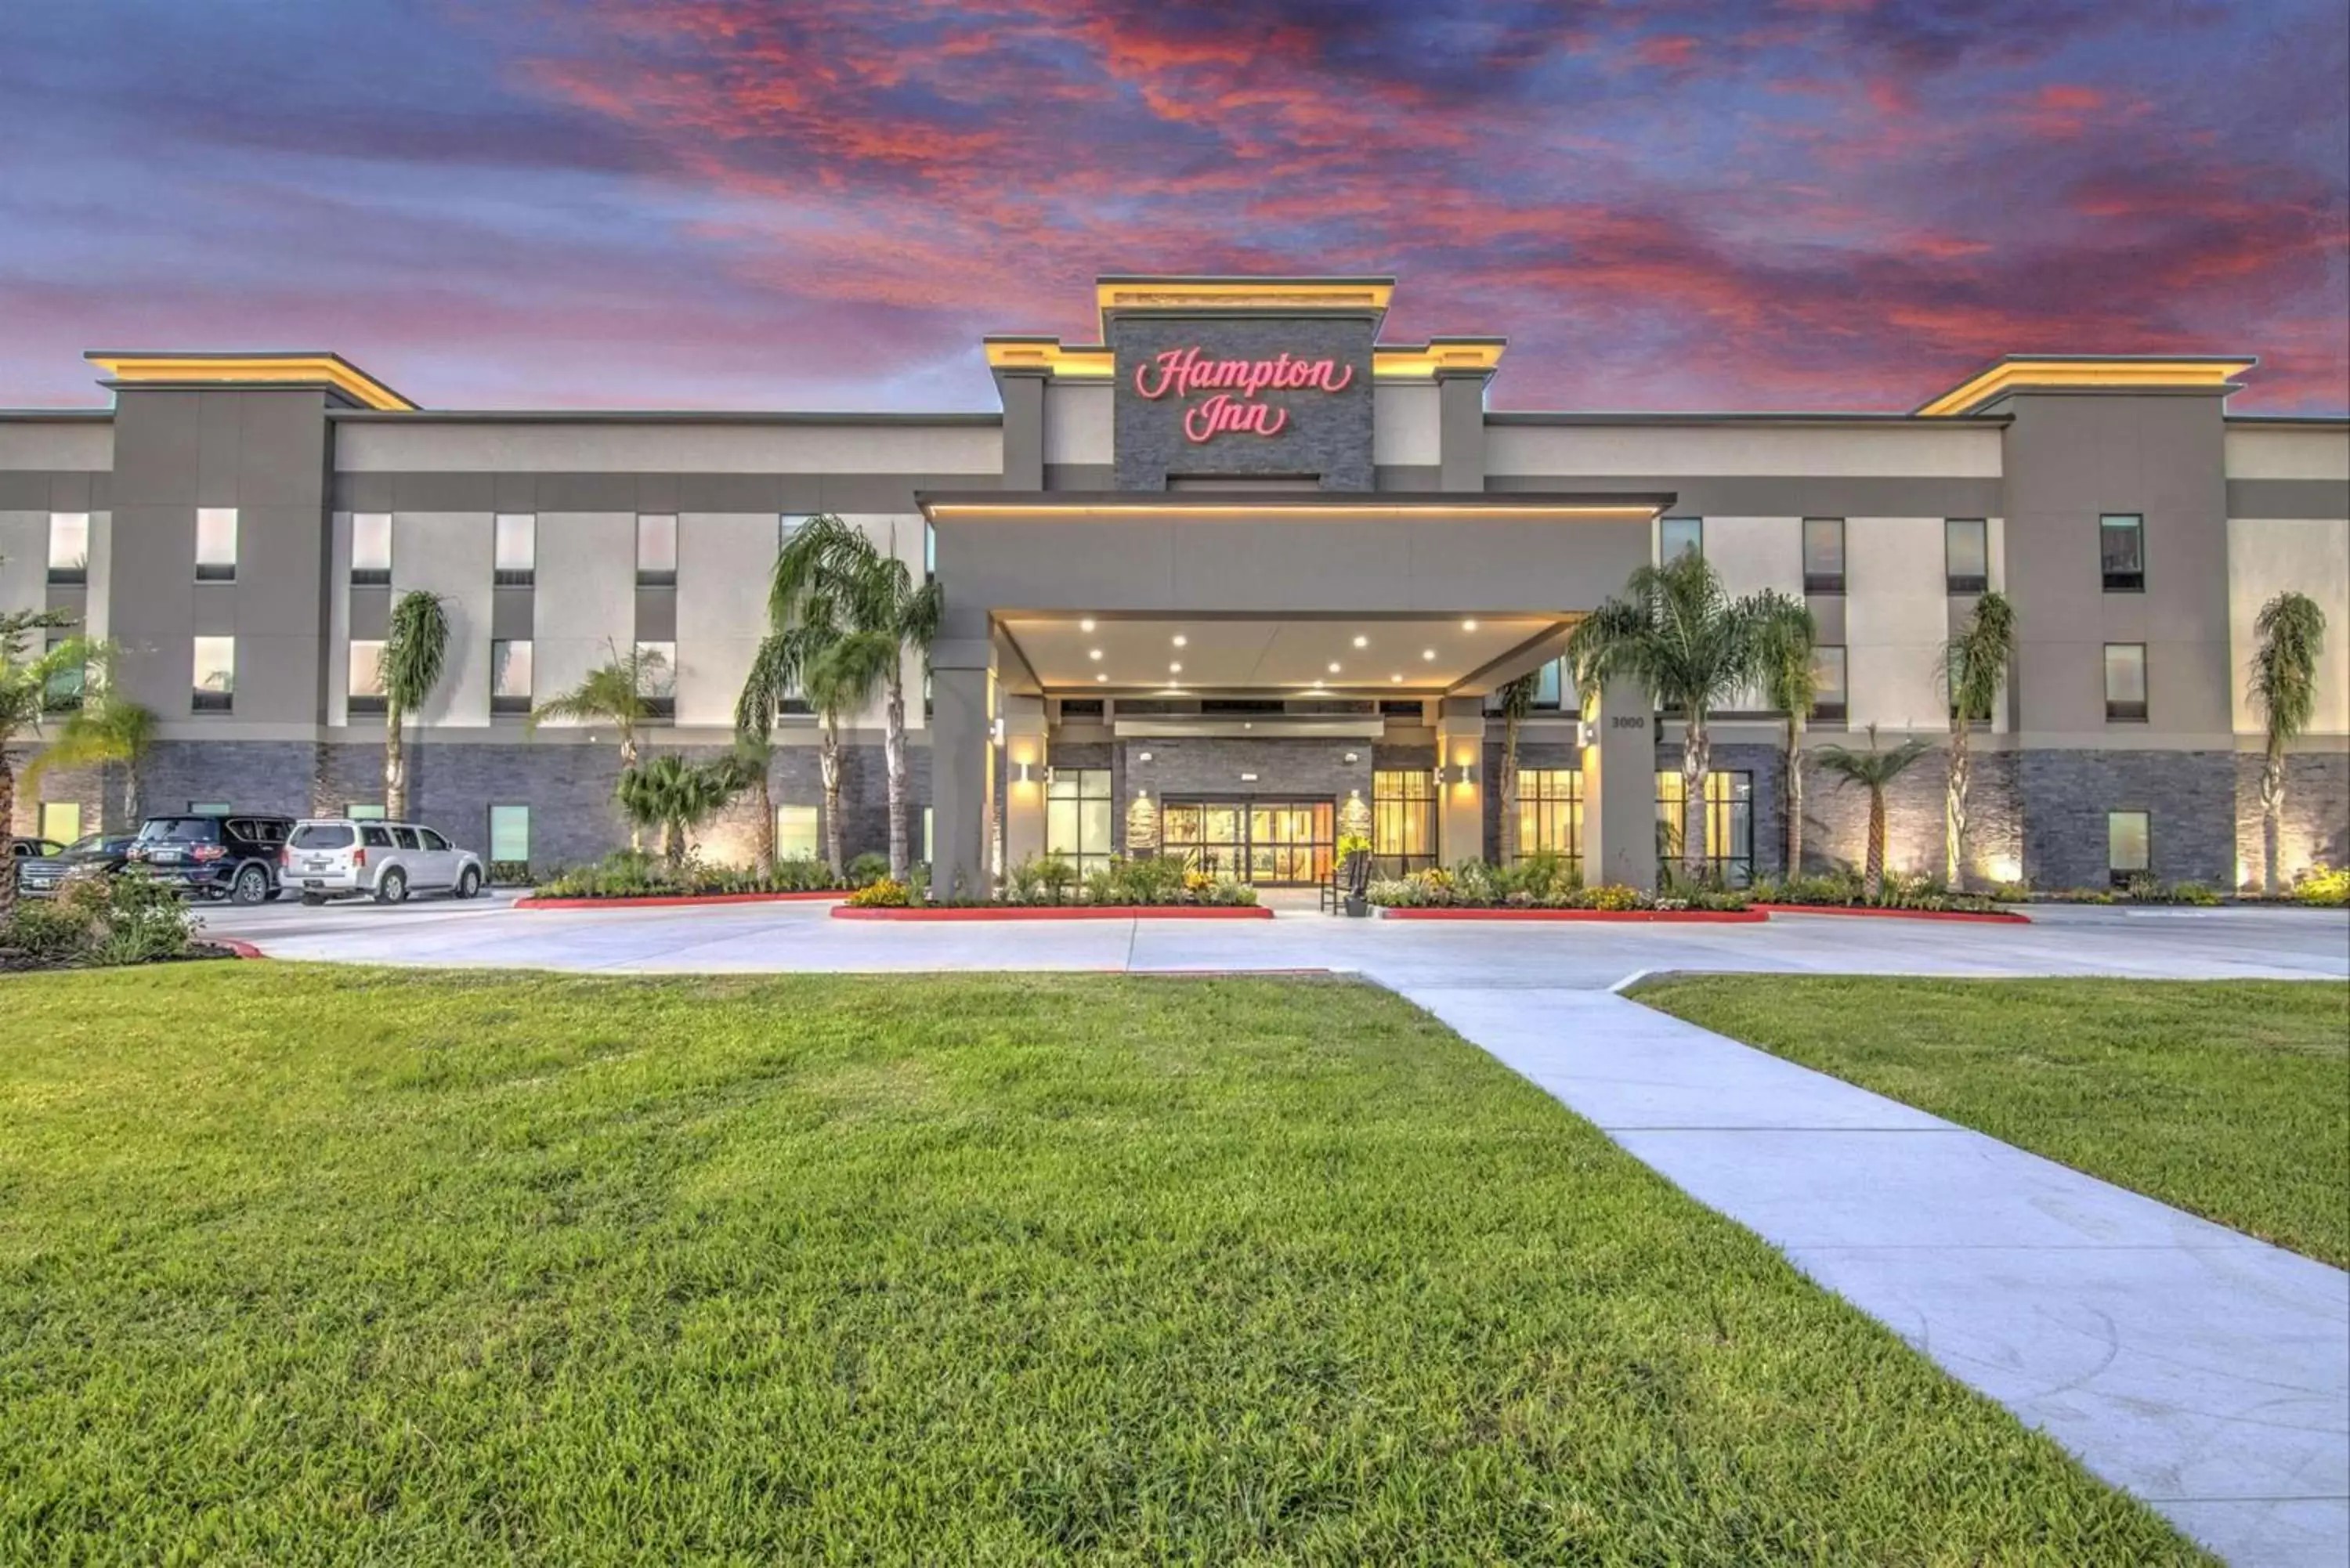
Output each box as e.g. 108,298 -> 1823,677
1336,833 -> 1373,917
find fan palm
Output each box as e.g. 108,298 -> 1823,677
0,590 -> 84,918
772,515 -> 942,880
1751,593 -> 1820,876
529,641 -> 668,850
2248,591 -> 2326,896
615,753 -> 740,868
380,590 -> 450,822
1494,668 -> 1541,864
1939,591 -> 2016,889
23,641 -> 156,829
739,584 -> 873,877
1563,549 -> 1774,883
1815,723 -> 1932,900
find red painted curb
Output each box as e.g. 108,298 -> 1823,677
1377,907 -> 1768,923
830,904 -> 1274,921
515,891 -> 848,910
1752,902 -> 2031,924
213,938 -> 268,959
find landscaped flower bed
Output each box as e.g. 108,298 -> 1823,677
523,850 -> 861,908
1745,872 -> 2027,922
1376,905 -> 1767,923
1366,858 -> 1755,919
834,856 -> 1264,918
833,904 -> 1272,921
0,869 -> 233,970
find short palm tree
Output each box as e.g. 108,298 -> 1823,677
1494,668 -> 1541,865
0,592 -> 84,918
1940,591 -> 2016,889
530,641 -> 669,850
2248,591 -> 2327,896
1816,723 -> 1932,900
772,515 -> 941,880
1751,593 -> 1820,876
1564,550 -> 1774,883
24,641 -> 156,829
615,754 -> 740,867
380,590 -> 450,822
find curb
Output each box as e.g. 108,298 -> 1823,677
515,891 -> 848,910
830,905 -> 1274,921
1752,902 -> 2030,924
1376,908 -> 1768,923
213,938 -> 268,959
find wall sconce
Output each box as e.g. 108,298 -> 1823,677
1012,761 -> 1036,784
1137,750 -> 1153,763
1343,752 -> 1359,764
1240,771 -> 1258,782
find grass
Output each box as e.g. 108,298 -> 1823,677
1634,976 -> 2350,1267
0,966 -> 2200,1564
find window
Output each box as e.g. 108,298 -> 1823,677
488,804 -> 530,869
923,807 -> 934,865
1802,518 -> 1846,594
2100,514 -> 2144,592
1517,769 -> 1583,871
44,633 -> 82,710
636,641 -> 676,719
776,805 -> 820,863
391,826 -> 421,851
291,824 -> 356,850
418,828 -> 450,853
47,513 -> 89,584
347,640 -> 386,715
1656,771 -> 1754,884
637,513 -> 678,586
361,824 -> 393,848
1059,697 -> 1104,720
1660,516 -> 1703,561
1535,656 -> 1564,710
345,804 -> 386,821
1812,645 -> 1848,724
189,803 -> 233,817
2103,643 -> 2148,723
924,518 -> 936,578
39,801 -> 81,846
2108,810 -> 2150,887
491,639 -> 533,714
1372,768 -> 1435,873
191,636 -> 235,712
1046,768 -> 1114,878
1945,518 -> 1989,594
350,513 -> 392,584
195,508 -> 237,582
494,515 -> 536,585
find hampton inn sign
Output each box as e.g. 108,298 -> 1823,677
1131,346 -> 1360,443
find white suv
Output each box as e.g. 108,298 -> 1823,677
282,818 -> 486,905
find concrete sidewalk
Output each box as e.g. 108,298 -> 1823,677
1397,982 -> 2350,1568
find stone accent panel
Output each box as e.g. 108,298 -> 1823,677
2233,750 -> 2350,890
2019,750 -> 2236,889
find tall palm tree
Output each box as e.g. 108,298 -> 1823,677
1816,723 -> 1932,900
739,584 -> 873,877
2248,591 -> 2327,897
24,641 -> 156,829
616,753 -> 739,867
1940,591 -> 2016,889
0,592 -> 83,919
529,641 -> 668,851
380,590 -> 450,823
1563,550 -> 1774,884
1494,668 -> 1540,865
1751,592 -> 1820,877
772,515 -> 942,880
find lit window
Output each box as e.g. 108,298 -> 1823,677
637,514 -> 678,586
351,514 -> 392,584
39,801 -> 80,846
1812,645 -> 1848,724
923,807 -> 934,865
2108,810 -> 2150,886
2100,515 -> 2144,592
1656,771 -> 1754,884
1802,518 -> 1845,594
345,803 -> 386,820
1517,769 -> 1584,869
196,509 -> 238,582
47,513 -> 89,584
1045,768 -> 1113,878
348,639 -> 386,714
192,636 -> 235,712
2103,643 -> 2147,723
1372,769 -> 1434,873
491,639 -> 533,714
1659,516 -> 1703,561
494,515 -> 536,584
1946,519 -> 1988,594
489,804 -> 531,867
776,806 -> 821,862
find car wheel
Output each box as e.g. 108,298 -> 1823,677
374,867 -> 408,905
230,865 -> 268,905
456,865 -> 482,900
299,893 -> 324,907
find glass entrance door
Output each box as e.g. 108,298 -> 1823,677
1160,798 -> 1336,886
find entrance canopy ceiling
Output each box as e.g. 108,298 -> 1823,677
999,614 -> 1559,695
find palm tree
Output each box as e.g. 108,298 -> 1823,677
24,642 -> 156,829
1494,668 -> 1541,865
0,592 -> 83,918
772,515 -> 942,880
739,583 -> 874,877
1564,550 -> 1774,884
616,754 -> 739,867
1940,591 -> 2016,890
530,641 -> 669,851
381,590 -> 450,822
1816,723 -> 1932,900
1752,593 -> 1820,877
2248,591 -> 2327,897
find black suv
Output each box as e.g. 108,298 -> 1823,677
127,814 -> 295,904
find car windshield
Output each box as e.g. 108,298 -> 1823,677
136,818 -> 219,843
63,835 -> 105,855
290,824 -> 356,850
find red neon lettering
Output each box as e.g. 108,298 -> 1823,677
1131,345 -> 1354,442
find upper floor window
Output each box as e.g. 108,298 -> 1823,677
348,639 -> 386,715
637,513 -> 678,587
1534,656 -> 1564,710
494,514 -> 536,585
2100,514 -> 2144,593
351,513 -> 392,585
1659,516 -> 1703,562
491,639 -> 533,714
195,508 -> 238,582
1811,645 -> 1848,724
2103,642 -> 2147,723
1801,518 -> 1846,594
636,640 -> 676,719
1945,518 -> 1989,594
45,632 -> 82,710
47,513 -> 89,585
192,635 -> 235,712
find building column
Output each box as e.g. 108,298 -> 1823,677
928,639 -> 995,902
1581,676 -> 1657,891
1000,693 -> 1049,869
1434,698 -> 1487,865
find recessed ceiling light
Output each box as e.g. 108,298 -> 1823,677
1088,649 -> 1103,660
1079,618 -> 1097,632
1352,634 -> 1368,648
1390,674 -> 1404,684
1328,661 -> 1342,674
1462,619 -> 1478,631
1422,649 -> 1437,661
1169,662 -> 1182,673
1095,673 -> 1107,682
1172,634 -> 1188,648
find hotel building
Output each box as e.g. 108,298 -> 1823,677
3,275 -> 2345,897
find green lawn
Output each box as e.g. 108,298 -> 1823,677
1635,976 -> 2350,1267
0,967 -> 2199,1563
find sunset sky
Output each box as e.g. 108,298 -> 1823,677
4,1 -> 2345,414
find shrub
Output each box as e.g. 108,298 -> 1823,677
2291,865 -> 2348,907
1036,853 -> 1078,905
2,869 -> 196,967
1005,855 -> 1045,905
2,900 -> 93,960
847,852 -> 891,888
846,877 -> 910,908
533,850 -> 847,900
1582,883 -> 1643,912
